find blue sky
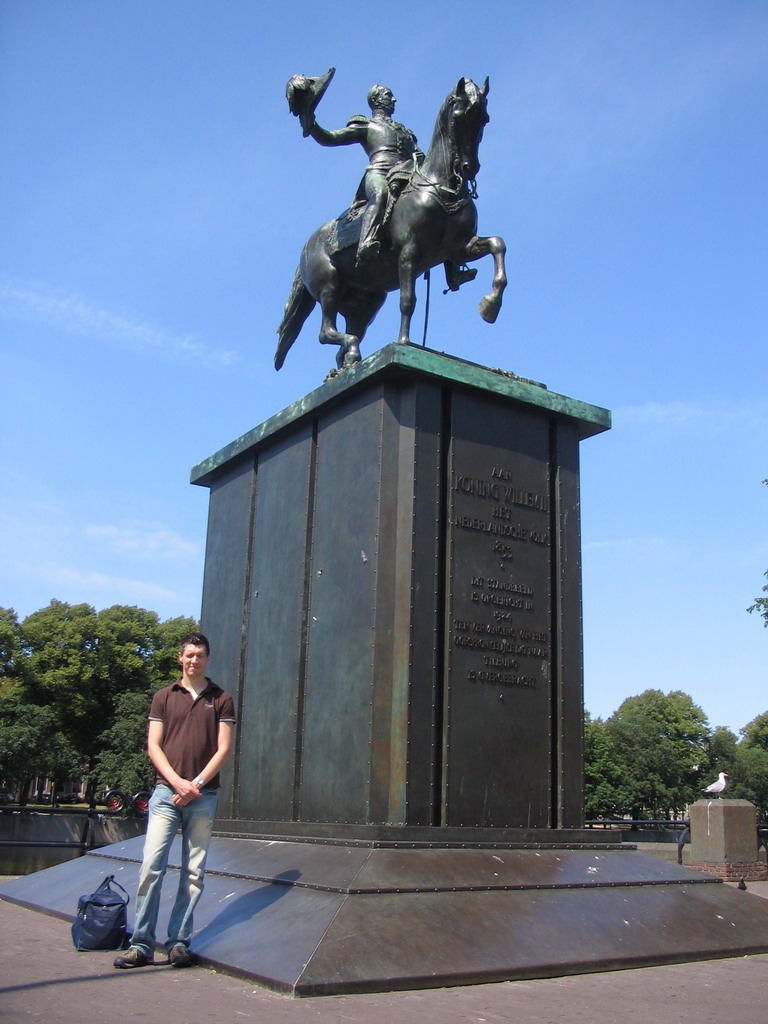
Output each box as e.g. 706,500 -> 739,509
1,1 -> 766,735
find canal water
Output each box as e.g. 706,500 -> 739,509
0,810 -> 146,875
0,845 -> 84,875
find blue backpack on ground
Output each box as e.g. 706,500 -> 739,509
71,874 -> 130,951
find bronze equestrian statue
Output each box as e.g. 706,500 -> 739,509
276,72 -> 507,371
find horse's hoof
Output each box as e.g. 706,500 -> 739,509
342,344 -> 361,367
479,296 -> 500,324
334,337 -> 360,370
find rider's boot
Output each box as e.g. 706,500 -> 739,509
444,262 -> 478,292
356,240 -> 381,266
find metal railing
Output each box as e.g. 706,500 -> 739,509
585,819 -> 768,865
0,796 -> 149,861
0,808 -> 113,861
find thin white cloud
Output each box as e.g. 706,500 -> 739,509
615,398 -> 768,433
0,484 -> 203,619
0,492 -> 199,565
0,273 -> 239,367
42,564 -> 180,605
584,537 -> 665,552
84,523 -> 199,560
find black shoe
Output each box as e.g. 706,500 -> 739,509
168,943 -> 194,968
114,947 -> 153,969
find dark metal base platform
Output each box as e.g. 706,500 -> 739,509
4,831 -> 768,996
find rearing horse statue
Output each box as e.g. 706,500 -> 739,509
275,77 -> 506,371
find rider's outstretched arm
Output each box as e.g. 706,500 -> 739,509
308,117 -> 367,148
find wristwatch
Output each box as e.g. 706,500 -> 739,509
194,776 -> 205,788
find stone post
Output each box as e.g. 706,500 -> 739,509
688,799 -> 767,881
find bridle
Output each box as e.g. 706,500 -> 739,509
400,91 -> 486,212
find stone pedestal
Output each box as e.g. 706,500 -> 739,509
190,344 -> 610,830
689,799 -> 767,881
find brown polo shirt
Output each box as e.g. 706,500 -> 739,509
148,678 -> 236,788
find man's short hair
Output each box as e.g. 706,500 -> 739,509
178,632 -> 210,656
368,84 -> 391,111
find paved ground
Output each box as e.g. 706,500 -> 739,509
2,882 -> 768,1024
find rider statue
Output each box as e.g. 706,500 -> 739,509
307,84 -> 423,266
286,68 -> 480,287
276,72 -> 505,371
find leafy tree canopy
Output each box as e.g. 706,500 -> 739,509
747,479 -> 768,626
741,712 -> 768,752
90,690 -> 157,797
584,698 -> 768,821
0,600 -> 198,800
583,713 -> 630,819
0,697 -> 80,793
0,607 -> 24,683
604,689 -> 710,818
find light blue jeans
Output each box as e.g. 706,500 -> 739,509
130,783 -> 218,957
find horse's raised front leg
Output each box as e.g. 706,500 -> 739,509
396,242 -> 419,345
463,235 -> 507,324
318,287 -> 361,368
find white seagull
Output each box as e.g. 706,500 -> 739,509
703,772 -> 729,797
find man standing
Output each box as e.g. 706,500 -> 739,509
114,632 -> 235,969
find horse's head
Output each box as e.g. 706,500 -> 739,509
445,77 -> 489,185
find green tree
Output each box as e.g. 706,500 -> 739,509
740,712 -> 768,751
732,746 -> 768,820
702,725 -> 739,783
0,600 -> 199,801
729,712 -> 768,819
0,698 -> 80,800
0,607 -> 24,683
606,689 -> 710,818
90,691 -> 156,798
18,600 -> 101,765
0,608 -> 27,721
750,577 -> 768,625
85,608 -> 199,799
92,604 -> 162,699
583,712 -> 629,819
747,479 -> 768,626
17,601 -> 199,752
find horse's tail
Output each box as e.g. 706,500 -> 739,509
275,267 -> 316,370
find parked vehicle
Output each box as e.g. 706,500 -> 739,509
132,791 -> 151,816
102,790 -> 127,813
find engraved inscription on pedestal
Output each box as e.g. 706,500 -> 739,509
444,391 -> 553,827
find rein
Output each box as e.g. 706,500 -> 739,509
400,99 -> 481,213
403,167 -> 472,213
